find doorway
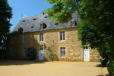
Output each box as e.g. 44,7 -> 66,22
84,47 -> 90,62
39,47 -> 44,61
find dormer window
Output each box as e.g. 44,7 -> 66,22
40,23 -> 47,30
44,16 -> 48,18
55,22 -> 59,25
33,18 -> 37,20
22,20 -> 25,22
42,12 -> 45,15
31,26 -> 34,28
71,20 -> 77,27
18,27 -> 23,33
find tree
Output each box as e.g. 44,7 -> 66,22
0,0 -> 12,58
45,0 -> 113,75
45,0 -> 78,23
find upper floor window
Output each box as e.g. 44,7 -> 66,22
23,35 -> 27,43
10,38 -> 14,44
40,33 -> 43,41
60,31 -> 65,40
60,47 -> 66,58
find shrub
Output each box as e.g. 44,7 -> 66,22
46,47 -> 57,61
26,47 -> 37,60
107,58 -> 114,76
100,54 -> 109,67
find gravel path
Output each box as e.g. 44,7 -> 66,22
0,60 -> 109,76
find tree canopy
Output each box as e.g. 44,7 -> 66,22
45,0 -> 113,75
0,0 -> 12,50
45,0 -> 113,55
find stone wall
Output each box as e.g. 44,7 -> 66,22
7,27 -> 101,61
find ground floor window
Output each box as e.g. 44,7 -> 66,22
23,48 -> 26,56
11,49 -> 15,56
60,47 -> 66,58
40,47 -> 43,51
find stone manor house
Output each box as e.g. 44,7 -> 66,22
7,12 -> 101,62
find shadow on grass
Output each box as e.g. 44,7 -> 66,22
96,64 -> 102,67
96,63 -> 110,76
96,64 -> 106,68
98,74 -> 110,76
0,59 -> 45,66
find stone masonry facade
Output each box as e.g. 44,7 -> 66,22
7,27 -> 101,62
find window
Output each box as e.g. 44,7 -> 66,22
40,47 -> 43,50
10,38 -> 14,44
11,49 -> 15,56
23,35 -> 27,43
22,20 -> 25,22
55,22 -> 59,25
33,18 -> 37,20
44,16 -> 48,18
60,31 -> 65,40
31,26 -> 34,28
40,33 -> 43,41
23,48 -> 26,56
40,23 -> 47,30
18,27 -> 23,33
60,47 -> 66,57
71,19 -> 77,27
72,21 -> 77,27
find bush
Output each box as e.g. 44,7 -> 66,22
107,58 -> 114,76
47,47 -> 57,61
26,47 -> 37,60
100,54 -> 109,67
100,59 -> 107,67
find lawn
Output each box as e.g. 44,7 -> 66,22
0,60 -> 109,76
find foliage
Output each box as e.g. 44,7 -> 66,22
107,58 -> 114,76
46,47 -> 57,61
100,54 -> 109,67
0,0 -> 12,55
45,0 -> 112,53
26,47 -> 37,60
45,0 -> 78,23
46,0 -> 113,75
77,0 -> 113,74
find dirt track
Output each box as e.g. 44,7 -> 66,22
0,60 -> 109,76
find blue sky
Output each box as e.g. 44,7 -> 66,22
8,0 -> 52,31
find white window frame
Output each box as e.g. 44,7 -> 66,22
60,31 -> 65,41
39,33 -> 43,41
23,48 -> 26,56
23,35 -> 27,43
60,47 -> 66,58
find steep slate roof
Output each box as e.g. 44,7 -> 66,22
12,11 -> 80,33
